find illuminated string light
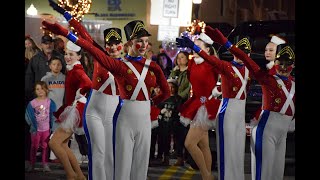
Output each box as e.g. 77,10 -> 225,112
40,26 -> 53,37
58,0 -> 92,21
27,4 -> 38,16
186,19 -> 206,35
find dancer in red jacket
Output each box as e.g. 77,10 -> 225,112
47,2 -> 125,179
204,28 -> 295,180
50,41 -> 92,180
42,19 -> 170,180
177,32 -> 221,180
178,26 -> 254,180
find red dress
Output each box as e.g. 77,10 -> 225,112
179,57 -> 221,129
54,63 -> 92,133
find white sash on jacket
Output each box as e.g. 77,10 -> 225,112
97,72 -> 117,95
274,75 -> 295,115
231,66 -> 249,99
123,59 -> 151,100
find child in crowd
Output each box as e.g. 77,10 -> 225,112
25,81 -> 57,172
149,87 -> 162,166
41,56 -> 65,162
157,78 -> 184,166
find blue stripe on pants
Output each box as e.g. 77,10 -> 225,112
218,98 -> 229,180
255,110 -> 270,180
113,97 -> 123,180
83,89 -> 93,180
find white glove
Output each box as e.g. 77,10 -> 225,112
151,120 -> 159,129
74,88 -> 87,104
212,86 -> 222,97
161,108 -> 167,114
288,118 -> 295,132
250,117 -> 259,127
209,86 -> 222,100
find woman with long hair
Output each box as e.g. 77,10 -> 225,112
25,36 -> 40,70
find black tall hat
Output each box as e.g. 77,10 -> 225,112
124,20 -> 151,41
276,43 -> 295,63
103,28 -> 122,44
235,37 -> 251,54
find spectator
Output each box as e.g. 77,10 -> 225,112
149,87 -> 162,166
25,34 -> 66,103
156,52 -> 173,79
157,78 -> 184,166
170,51 -> 191,102
53,37 -> 65,55
169,52 -> 192,166
25,35 -> 40,71
25,35 -> 41,165
41,57 -> 65,110
145,49 -> 154,60
159,44 -> 165,54
25,81 -> 57,172
41,57 -> 66,162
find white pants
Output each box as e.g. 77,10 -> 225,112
114,100 -> 151,180
84,89 -> 119,180
251,110 -> 292,180
216,98 -> 246,180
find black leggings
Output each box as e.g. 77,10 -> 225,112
74,134 -> 88,156
173,123 -> 189,159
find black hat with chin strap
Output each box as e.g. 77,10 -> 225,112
104,28 -> 122,45
124,20 -> 151,41
235,37 -> 251,54
276,43 -> 295,64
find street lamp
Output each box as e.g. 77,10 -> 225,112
27,4 -> 38,16
193,0 -> 202,4
192,0 -> 202,19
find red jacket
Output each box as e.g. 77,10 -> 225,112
229,46 -> 295,116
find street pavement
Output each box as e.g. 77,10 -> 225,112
25,155 -> 295,180
25,134 -> 295,180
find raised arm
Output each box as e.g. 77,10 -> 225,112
204,27 -> 266,80
42,20 -> 121,75
48,0 -> 105,52
175,35 -> 227,74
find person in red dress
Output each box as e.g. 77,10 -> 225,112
179,27 -> 254,179
50,41 -> 92,180
177,32 -> 221,180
